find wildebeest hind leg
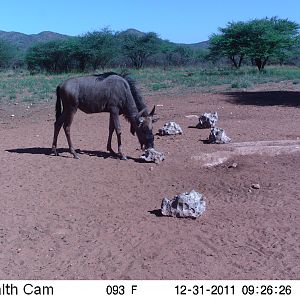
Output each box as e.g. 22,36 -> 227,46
106,114 -> 116,155
51,111 -> 66,156
63,109 -> 79,159
110,108 -> 127,160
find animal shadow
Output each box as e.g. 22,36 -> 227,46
148,209 -> 164,217
5,147 -> 146,162
200,139 -> 210,144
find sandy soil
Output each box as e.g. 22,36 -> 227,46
0,84 -> 299,279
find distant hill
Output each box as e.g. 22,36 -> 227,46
181,40 -> 209,50
0,30 -> 70,51
118,28 -> 209,49
0,28 -> 209,52
119,28 -> 146,38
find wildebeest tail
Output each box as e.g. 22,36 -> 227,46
55,86 -> 62,121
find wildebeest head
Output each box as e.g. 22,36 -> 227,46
133,106 -> 157,149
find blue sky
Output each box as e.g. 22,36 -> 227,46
1,0 -> 300,43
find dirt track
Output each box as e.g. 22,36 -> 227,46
0,86 -> 299,279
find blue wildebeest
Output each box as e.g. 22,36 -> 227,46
51,72 -> 156,160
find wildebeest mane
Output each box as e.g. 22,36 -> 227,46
94,71 -> 119,81
94,72 -> 147,114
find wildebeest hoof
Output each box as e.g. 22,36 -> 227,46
73,153 -> 80,159
120,155 -> 128,161
107,147 -> 116,155
51,150 -> 58,156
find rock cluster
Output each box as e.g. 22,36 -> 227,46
196,112 -> 231,144
161,190 -> 206,218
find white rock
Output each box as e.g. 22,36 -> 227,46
161,190 -> 206,218
197,112 -> 218,128
208,127 -> 231,144
140,148 -> 165,163
159,121 -> 183,135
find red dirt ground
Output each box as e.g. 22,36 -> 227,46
0,84 -> 299,279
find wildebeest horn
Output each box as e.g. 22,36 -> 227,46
149,105 -> 156,117
136,107 -> 148,118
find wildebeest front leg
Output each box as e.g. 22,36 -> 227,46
110,108 -> 127,160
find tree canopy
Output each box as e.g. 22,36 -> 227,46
24,29 -> 200,73
1,18 -> 298,73
120,32 -> 161,68
209,17 -> 300,70
25,29 -> 119,73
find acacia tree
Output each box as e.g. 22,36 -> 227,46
26,40 -> 71,72
209,17 -> 300,71
26,37 -> 90,73
121,32 -> 161,68
209,21 -> 250,68
246,17 -> 300,70
82,28 -> 118,70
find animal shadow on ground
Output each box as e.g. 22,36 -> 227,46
225,91 -> 300,107
200,139 -> 210,144
187,126 -> 211,144
148,209 -> 164,217
5,147 -> 144,162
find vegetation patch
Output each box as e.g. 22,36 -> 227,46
1,66 -> 300,104
150,82 -> 171,91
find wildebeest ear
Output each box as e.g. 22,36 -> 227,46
149,105 -> 156,117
